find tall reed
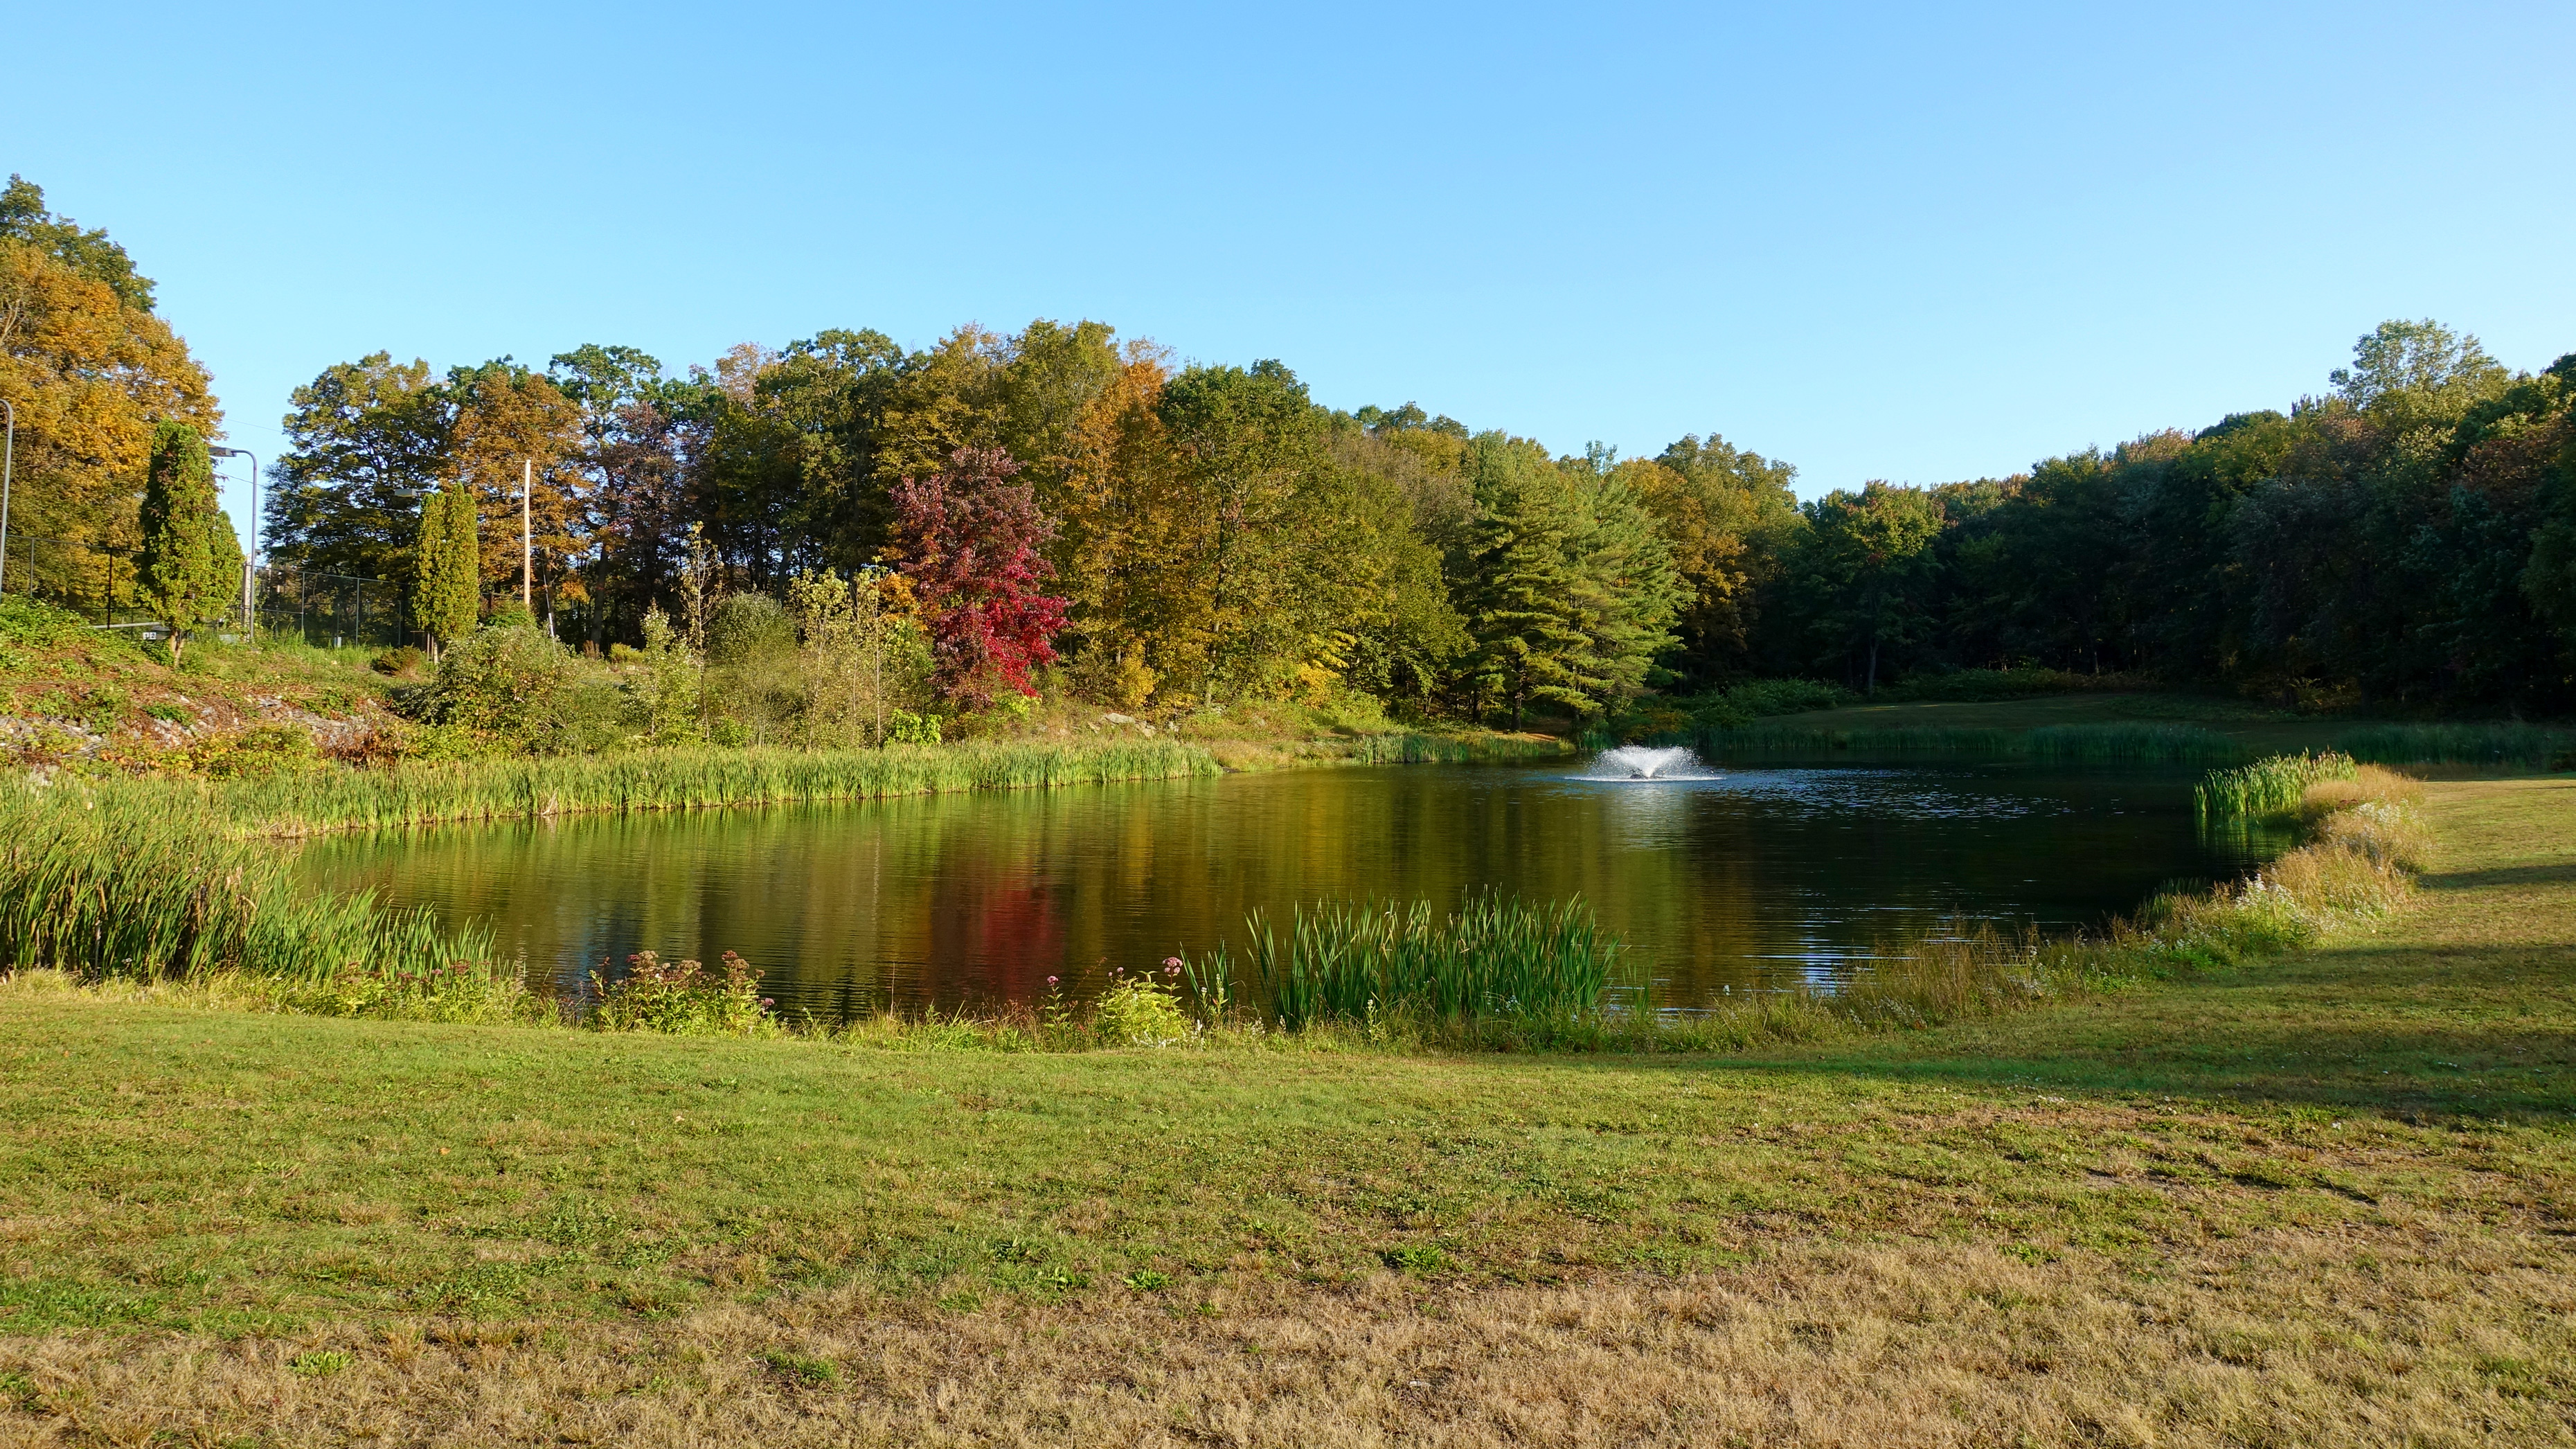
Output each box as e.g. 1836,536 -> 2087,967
1348,733 -> 1572,765
206,738 -> 1219,836
1193,891 -> 1621,1030
0,780 -> 493,981
2194,751 -> 2358,819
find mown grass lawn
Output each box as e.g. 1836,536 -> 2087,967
2,778 -> 2571,1446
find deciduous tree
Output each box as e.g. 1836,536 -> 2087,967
888,446 -> 1068,709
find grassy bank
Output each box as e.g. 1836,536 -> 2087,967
1705,688 -> 2576,767
0,776 -> 2568,1443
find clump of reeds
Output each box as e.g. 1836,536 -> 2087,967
1348,733 -> 1571,765
0,778 -> 494,983
202,738 -> 1220,837
2194,751 -> 2358,819
1181,891 -> 1620,1031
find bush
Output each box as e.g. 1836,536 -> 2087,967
706,595 -> 802,746
411,623 -> 625,754
706,594 -> 797,666
1868,668 -> 2149,704
1094,966 -> 1192,1045
370,645 -> 424,677
591,950 -> 775,1035
1682,678 -> 1856,729
191,723 -> 321,779
0,594 -> 89,650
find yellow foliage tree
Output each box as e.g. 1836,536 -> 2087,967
0,184 -> 220,609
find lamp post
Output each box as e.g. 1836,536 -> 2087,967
206,445 -> 259,632
0,398 -> 15,596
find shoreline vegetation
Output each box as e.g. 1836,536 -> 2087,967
3,753 -> 2430,1057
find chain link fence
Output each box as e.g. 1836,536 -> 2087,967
0,530 -> 411,650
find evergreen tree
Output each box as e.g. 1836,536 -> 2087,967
411,479 -> 481,658
1459,435 -> 1588,726
138,423 -> 239,666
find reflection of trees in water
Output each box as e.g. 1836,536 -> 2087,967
296,767 -> 2233,1015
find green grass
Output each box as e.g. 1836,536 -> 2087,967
1696,691 -> 2576,767
1698,720 -> 2249,763
2335,720 -> 2575,768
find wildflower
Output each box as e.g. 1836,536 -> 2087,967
1046,976 -> 1059,986
1165,964 -> 1181,977
1164,957 -> 1183,968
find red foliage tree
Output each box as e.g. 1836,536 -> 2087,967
888,445 -> 1071,709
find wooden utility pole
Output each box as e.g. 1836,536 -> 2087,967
520,458 -> 533,614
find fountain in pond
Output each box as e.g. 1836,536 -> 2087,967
1586,745 -> 1717,781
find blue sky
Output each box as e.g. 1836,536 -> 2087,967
9,1 -> 2573,542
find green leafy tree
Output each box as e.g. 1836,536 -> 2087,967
0,178 -> 220,606
411,479 -> 481,658
266,353 -> 451,597
1791,482 -> 1946,693
1625,433 -> 1800,685
138,423 -> 242,666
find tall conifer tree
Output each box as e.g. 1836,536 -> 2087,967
412,479 -> 481,657
138,422 -> 238,666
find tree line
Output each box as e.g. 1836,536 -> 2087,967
6,173 -> 2573,721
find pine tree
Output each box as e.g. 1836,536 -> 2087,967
1459,435 -> 1587,727
138,422 -> 238,667
411,479 -> 481,658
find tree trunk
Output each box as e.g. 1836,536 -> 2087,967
1866,639 -> 1879,695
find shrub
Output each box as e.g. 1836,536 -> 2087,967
1685,678 -> 1855,728
1869,668 -> 2149,703
192,723 -> 321,780
706,594 -> 802,746
0,594 -> 89,650
413,623 -> 625,754
1094,965 -> 1192,1045
591,950 -> 775,1035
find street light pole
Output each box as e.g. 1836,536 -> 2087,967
0,399 -> 14,596
207,445 -> 260,632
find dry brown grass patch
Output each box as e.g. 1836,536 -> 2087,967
7,1227 -> 2569,1448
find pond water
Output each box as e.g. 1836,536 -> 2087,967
295,758 -> 2286,1018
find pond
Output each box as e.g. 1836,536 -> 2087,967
295,757 -> 2286,1019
